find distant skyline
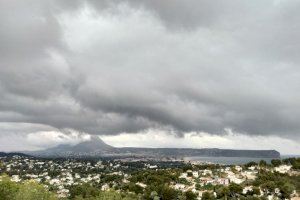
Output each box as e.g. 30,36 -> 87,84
0,0 -> 300,154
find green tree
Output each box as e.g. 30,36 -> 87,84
201,191 -> 214,200
128,183 -> 143,194
0,175 -> 19,200
229,183 -> 243,195
216,186 -> 229,200
195,183 -> 201,191
202,183 -> 214,190
271,159 -> 282,167
259,160 -> 267,167
240,196 -> 265,200
161,186 -> 177,200
69,183 -> 100,199
280,182 -> 295,199
245,162 -> 257,168
98,191 -> 123,200
185,190 -> 197,200
261,181 -> 276,194
252,186 -> 260,196
15,180 -> 57,200
291,158 -> 300,169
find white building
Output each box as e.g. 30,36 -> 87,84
274,165 -> 292,174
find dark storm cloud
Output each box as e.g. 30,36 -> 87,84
0,0 -> 300,139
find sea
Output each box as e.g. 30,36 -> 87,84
183,155 -> 300,165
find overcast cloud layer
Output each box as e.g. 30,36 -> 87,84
0,0 -> 300,152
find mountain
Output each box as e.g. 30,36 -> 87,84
0,152 -> 32,157
25,136 -> 280,159
27,136 -> 114,158
71,135 -> 113,153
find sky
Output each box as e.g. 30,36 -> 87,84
0,0 -> 300,154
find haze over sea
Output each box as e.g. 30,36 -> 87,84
184,155 -> 300,165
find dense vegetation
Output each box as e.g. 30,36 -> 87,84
0,175 -> 140,200
0,175 -> 57,200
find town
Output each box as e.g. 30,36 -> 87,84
0,155 -> 299,200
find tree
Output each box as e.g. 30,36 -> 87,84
252,186 -> 260,196
261,181 -> 276,194
245,162 -> 257,168
202,183 -> 214,190
216,186 -> 229,200
271,159 -> 282,167
240,196 -> 265,200
185,190 -> 197,200
69,183 -> 100,198
97,190 -> 123,200
15,180 -> 57,200
279,182 -> 295,199
259,160 -> 267,167
201,191 -> 214,200
161,186 -> 177,200
229,183 -> 243,196
195,183 -> 201,191
290,158 -> 300,169
128,183 -> 143,194
292,161 -> 300,169
0,176 -> 19,200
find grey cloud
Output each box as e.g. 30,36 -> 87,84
86,0 -> 266,30
0,0 -> 300,142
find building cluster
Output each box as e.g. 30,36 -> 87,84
172,165 -> 257,198
0,156 -> 131,198
0,155 -> 299,200
173,163 -> 298,199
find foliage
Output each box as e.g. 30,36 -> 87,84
73,190 -> 139,200
184,190 -> 197,200
258,160 -> 267,167
178,178 -> 191,185
201,191 -> 215,200
69,183 -> 101,199
216,186 -> 230,199
240,196 -> 267,200
252,186 -> 260,196
270,159 -> 281,167
129,169 -> 178,186
252,169 -> 299,198
0,176 -> 58,200
289,175 -> 300,193
228,182 -> 243,195
279,182 -> 295,199
201,183 -> 214,190
15,180 -> 57,200
282,157 -> 300,169
0,175 -> 19,200
245,162 -> 257,168
260,181 -> 276,194
195,183 -> 201,191
160,186 -> 178,200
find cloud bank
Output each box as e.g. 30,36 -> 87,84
0,0 -> 300,151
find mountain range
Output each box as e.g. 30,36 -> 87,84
24,136 -> 280,159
